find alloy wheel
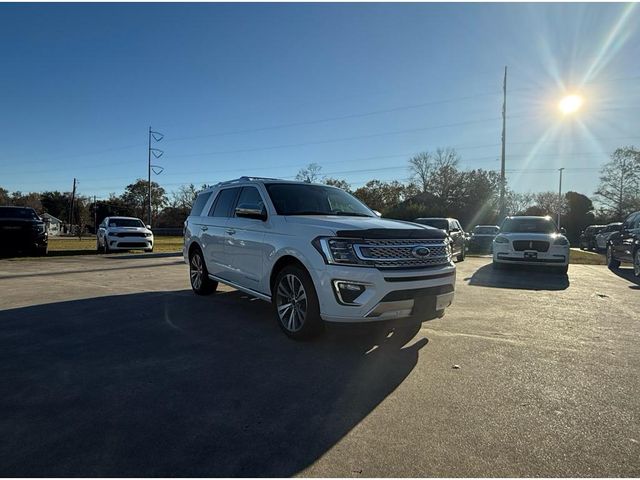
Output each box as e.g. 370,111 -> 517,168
276,274 -> 308,332
190,253 -> 203,290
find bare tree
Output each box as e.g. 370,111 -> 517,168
408,152 -> 432,193
595,147 -> 640,218
295,163 -> 322,183
505,191 -> 535,215
323,177 -> 351,192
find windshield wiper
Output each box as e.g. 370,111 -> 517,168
335,212 -> 372,217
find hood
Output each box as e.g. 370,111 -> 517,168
284,215 -> 446,239
499,232 -> 564,241
0,218 -> 43,226
107,226 -> 151,234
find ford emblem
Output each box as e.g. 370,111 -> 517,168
412,246 -> 431,258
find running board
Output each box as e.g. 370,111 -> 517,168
208,274 -> 272,302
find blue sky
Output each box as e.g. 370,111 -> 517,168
1,2 -> 639,200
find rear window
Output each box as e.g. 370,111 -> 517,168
190,192 -> 212,216
0,207 -> 39,220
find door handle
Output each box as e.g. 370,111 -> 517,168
226,229 -> 236,235
200,225 -> 208,231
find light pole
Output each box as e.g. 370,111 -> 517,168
147,127 -> 164,227
557,167 -> 565,228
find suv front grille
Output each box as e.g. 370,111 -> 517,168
512,240 -> 550,252
354,239 -> 450,268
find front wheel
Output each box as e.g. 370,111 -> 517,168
606,245 -> 620,269
273,265 -> 323,340
634,250 -> 640,278
189,248 -> 218,295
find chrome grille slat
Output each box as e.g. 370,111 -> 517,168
352,238 -> 451,268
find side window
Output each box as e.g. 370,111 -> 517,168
623,215 -> 635,230
190,192 -> 212,216
235,187 -> 265,214
209,188 -> 240,217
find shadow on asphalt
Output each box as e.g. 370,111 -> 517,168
609,266 -> 640,287
0,290 -> 426,476
465,263 -> 569,291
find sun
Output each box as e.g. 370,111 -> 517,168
559,94 -> 584,115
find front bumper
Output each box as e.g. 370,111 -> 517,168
492,244 -> 569,266
106,236 -> 153,250
311,262 -> 456,323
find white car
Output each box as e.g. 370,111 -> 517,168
184,177 -> 456,339
492,216 -> 569,274
595,222 -> 623,251
97,216 -> 154,253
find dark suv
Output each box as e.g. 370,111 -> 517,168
579,225 -> 604,251
606,211 -> 640,278
0,206 -> 48,256
413,217 -> 466,261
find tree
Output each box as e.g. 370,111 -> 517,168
10,191 -> 42,211
352,180 -> 412,213
505,191 -> 535,215
40,191 -> 72,221
533,191 -> 568,218
408,152 -> 433,193
595,146 -> 640,218
0,187 -> 9,205
295,163 -> 322,183
563,191 -> 595,244
121,179 -> 167,223
323,177 -> 351,192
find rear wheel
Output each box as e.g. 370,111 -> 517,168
634,249 -> 640,278
273,265 -> 323,340
606,245 -> 620,269
189,248 -> 218,295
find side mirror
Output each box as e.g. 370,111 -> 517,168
560,227 -> 567,235
235,204 -> 267,221
146,225 -> 152,230
372,210 -> 382,217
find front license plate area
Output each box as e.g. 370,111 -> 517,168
524,251 -> 538,259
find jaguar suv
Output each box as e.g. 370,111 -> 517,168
183,177 -> 456,339
492,216 -> 570,274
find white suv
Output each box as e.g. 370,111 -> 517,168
97,216 -> 154,253
183,177 -> 456,339
492,216 -> 570,274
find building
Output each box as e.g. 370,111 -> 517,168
41,213 -> 63,236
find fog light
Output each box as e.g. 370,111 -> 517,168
332,280 -> 367,305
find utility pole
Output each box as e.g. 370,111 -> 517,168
499,66 -> 508,220
69,177 -> 77,232
557,167 -> 565,228
147,127 -> 152,227
94,195 -> 97,233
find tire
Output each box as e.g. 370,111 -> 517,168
33,246 -> 48,257
189,248 -> 218,295
456,244 -> 466,262
104,241 -> 110,254
606,245 -> 620,269
145,247 -> 153,253
96,239 -> 104,253
634,249 -> 640,278
273,264 -> 323,340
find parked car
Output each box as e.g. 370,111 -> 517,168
96,216 -> 154,253
595,222 -> 623,251
468,225 -> 500,253
184,177 -> 456,340
413,217 -> 466,262
492,216 -> 569,274
579,225 -> 605,251
0,206 -> 48,256
606,211 -> 640,277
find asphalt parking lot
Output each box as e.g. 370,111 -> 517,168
1,254 -> 639,477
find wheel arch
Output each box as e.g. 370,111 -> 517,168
269,254 -> 312,297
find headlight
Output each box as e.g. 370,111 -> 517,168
312,237 -> 371,266
494,235 -> 509,244
144,232 -> 153,237
553,236 -> 569,246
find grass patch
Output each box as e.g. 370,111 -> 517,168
569,249 -> 605,265
48,236 -> 183,256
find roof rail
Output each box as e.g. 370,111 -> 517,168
214,176 -> 282,186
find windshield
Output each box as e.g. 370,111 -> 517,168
0,207 -> 39,220
474,226 -> 499,235
265,183 -> 374,217
109,218 -> 145,228
415,218 -> 449,230
501,217 -> 557,234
